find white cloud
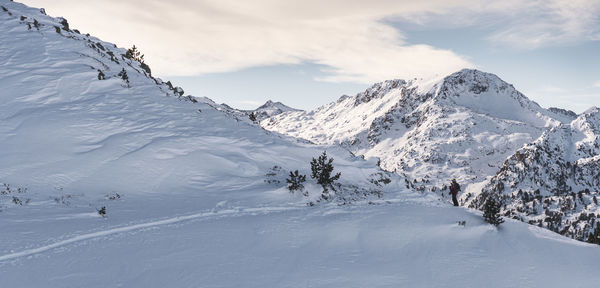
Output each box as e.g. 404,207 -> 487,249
21,0 -> 477,82
20,0 -> 600,82
486,0 -> 600,49
594,81 -> 600,88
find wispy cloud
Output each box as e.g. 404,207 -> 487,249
594,81 -> 600,88
22,0 -> 599,82
486,0 -> 600,49
21,0 -> 476,82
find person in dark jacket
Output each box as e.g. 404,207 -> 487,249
449,178 -> 461,206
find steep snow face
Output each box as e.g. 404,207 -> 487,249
0,1 -> 395,208
262,69 -> 568,192
439,70 -> 573,125
466,108 -> 600,242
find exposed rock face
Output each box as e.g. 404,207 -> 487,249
468,108 -> 600,242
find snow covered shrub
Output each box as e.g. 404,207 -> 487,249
264,166 -> 283,184
140,62 -> 151,76
249,112 -> 257,122
53,194 -> 73,205
54,26 -> 61,34
368,172 -> 391,187
310,151 -> 341,200
106,193 -> 121,200
286,170 -> 306,194
174,87 -> 184,96
106,51 -> 118,63
58,17 -> 69,31
97,70 -> 105,80
483,196 -> 504,226
97,206 -> 106,217
1,183 -> 30,209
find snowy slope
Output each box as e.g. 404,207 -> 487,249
262,69 -> 572,195
2,1 -> 600,287
0,0 -> 393,206
0,0 -> 399,264
466,107 -> 600,242
4,198 -> 600,288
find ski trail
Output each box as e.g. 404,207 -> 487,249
0,206 -> 299,262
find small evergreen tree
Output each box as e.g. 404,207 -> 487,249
97,70 -> 105,80
118,68 -> 129,87
483,195 -> 504,226
249,112 -> 257,122
97,206 -> 106,217
310,151 -> 341,199
125,45 -> 151,75
286,170 -> 306,193
125,45 -> 143,62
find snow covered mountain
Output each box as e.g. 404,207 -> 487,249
262,69 -> 573,194
467,107 -> 600,242
250,100 -> 301,122
3,1 -> 600,287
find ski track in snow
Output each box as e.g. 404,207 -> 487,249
0,205 -> 300,262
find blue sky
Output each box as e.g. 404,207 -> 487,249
23,0 -> 600,112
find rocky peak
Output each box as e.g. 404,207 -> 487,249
353,79 -> 407,106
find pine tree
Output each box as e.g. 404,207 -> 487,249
118,68 -> 129,87
286,170 -> 306,194
587,226 -> 600,245
125,45 -> 151,75
483,195 -> 504,226
310,151 -> 341,199
125,45 -> 144,62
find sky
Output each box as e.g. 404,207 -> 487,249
21,0 -> 600,112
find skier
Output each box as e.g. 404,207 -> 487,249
449,178 -> 461,206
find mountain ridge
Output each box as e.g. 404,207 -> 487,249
262,69 -> 576,190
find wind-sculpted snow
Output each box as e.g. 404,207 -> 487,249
262,69 -> 569,193
3,1 -> 600,286
0,0 -> 396,207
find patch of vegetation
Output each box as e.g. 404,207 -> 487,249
310,151 -> 341,200
286,170 -> 306,195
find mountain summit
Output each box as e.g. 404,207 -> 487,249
262,69 -> 572,192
